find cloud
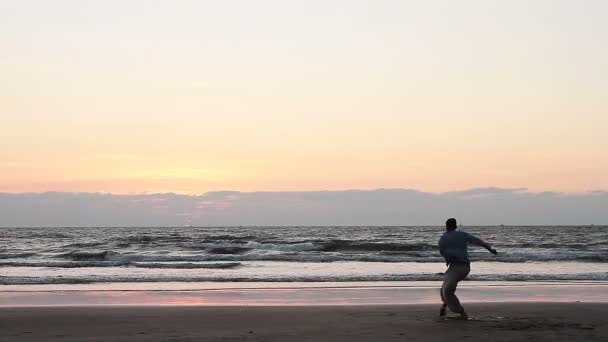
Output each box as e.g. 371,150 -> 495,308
0,188 -> 606,227
445,187 -> 528,197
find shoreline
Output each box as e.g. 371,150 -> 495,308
2,281 -> 608,307
3,279 -> 607,290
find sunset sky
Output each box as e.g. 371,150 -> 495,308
1,0 -> 607,194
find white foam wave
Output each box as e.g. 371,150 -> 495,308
2,272 -> 607,285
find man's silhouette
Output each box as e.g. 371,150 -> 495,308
438,218 -> 497,319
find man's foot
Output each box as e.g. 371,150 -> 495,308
439,304 -> 447,316
457,312 -> 469,320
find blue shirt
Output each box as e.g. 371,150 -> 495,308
438,230 -> 485,264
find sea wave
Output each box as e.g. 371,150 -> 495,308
23,232 -> 72,239
205,246 -> 252,254
3,249 -> 608,264
1,272 -> 607,285
499,242 -> 608,249
182,240 -> 438,253
57,250 -> 114,260
0,252 -> 36,259
118,234 -> 187,244
0,261 -> 242,269
130,262 -> 241,269
320,240 -> 437,252
61,242 -> 106,248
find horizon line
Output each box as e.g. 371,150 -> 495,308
2,186 -> 607,197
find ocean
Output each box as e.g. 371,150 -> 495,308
1,226 -> 607,285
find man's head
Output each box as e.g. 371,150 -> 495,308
446,218 -> 457,231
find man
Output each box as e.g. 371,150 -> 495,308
438,218 -> 497,319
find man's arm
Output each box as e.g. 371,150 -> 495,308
465,233 -> 498,255
438,236 -> 446,257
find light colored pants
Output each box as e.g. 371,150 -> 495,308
440,262 -> 471,314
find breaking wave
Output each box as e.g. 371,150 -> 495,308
0,260 -> 242,269
1,272 -> 607,285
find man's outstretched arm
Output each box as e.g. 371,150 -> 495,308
465,233 -> 498,255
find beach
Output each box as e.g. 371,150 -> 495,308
2,303 -> 606,341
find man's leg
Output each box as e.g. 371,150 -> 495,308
439,281 -> 447,316
441,263 -> 470,316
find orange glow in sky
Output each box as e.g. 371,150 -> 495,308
1,1 -> 607,194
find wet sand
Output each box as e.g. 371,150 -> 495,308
1,303 -> 606,341
3,281 -> 608,306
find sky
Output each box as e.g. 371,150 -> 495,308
1,0 -> 607,195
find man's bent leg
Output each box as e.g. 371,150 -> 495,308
439,285 -> 447,316
441,263 -> 470,314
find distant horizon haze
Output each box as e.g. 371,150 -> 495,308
1,187 -> 606,227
